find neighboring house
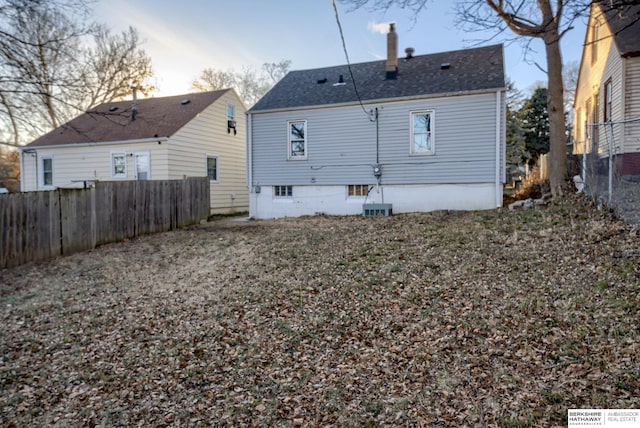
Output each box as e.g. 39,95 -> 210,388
573,1 -> 640,176
247,24 -> 506,219
21,89 -> 248,214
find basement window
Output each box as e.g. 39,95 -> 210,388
274,185 -> 292,197
347,184 -> 370,197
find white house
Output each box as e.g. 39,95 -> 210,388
247,25 -> 506,219
21,89 -> 248,214
573,1 -> 640,176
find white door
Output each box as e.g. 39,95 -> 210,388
134,152 -> 150,180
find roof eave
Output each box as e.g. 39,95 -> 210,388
22,136 -> 170,151
249,87 -> 506,115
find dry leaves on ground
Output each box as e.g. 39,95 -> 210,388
1,194 -> 639,427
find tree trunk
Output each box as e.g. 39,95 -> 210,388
544,32 -> 568,197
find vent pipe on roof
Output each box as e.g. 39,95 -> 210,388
404,47 -> 414,60
386,23 -> 398,79
131,86 -> 138,122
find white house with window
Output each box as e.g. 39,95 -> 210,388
21,89 -> 248,214
573,1 -> 640,177
247,25 -> 506,219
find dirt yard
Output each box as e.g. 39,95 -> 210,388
1,194 -> 639,427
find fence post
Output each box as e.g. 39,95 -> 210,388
607,123 -> 614,206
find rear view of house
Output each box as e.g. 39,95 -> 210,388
247,25 -> 506,219
21,89 -> 248,214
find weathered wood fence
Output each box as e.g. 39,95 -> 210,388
0,178 -> 210,269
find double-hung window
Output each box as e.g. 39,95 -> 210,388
111,152 -> 127,178
410,110 -> 434,155
227,104 -> 235,122
42,156 -> 53,188
206,155 -> 218,181
288,120 -> 307,160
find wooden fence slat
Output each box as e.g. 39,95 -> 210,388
0,178 -> 209,270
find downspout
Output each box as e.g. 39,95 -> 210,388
495,90 -> 502,207
246,112 -> 252,190
20,149 -> 24,192
246,112 -> 253,216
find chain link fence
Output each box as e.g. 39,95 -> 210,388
579,118 -> 640,224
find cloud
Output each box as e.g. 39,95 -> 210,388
367,21 -> 393,34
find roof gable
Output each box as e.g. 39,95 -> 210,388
27,89 -> 232,148
600,1 -> 640,57
250,44 -> 504,112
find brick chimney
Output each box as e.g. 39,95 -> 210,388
386,23 -> 398,79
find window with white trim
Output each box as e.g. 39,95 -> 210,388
288,120 -> 307,160
111,152 -> 127,178
226,104 -> 235,121
42,156 -> 53,187
206,155 -> 218,181
410,110 -> 434,155
274,185 -> 292,197
347,184 -> 370,197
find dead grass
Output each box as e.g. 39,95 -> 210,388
1,194 -> 639,427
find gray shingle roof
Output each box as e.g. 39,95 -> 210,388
27,89 -> 231,147
249,44 -> 504,113
600,1 -> 640,58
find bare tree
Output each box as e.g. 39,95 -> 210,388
81,26 -> 156,109
192,60 -> 291,107
0,0 -> 89,135
0,0 -> 155,146
0,146 -> 20,191
263,60 -> 292,84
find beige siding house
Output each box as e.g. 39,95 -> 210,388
21,89 -> 248,214
573,1 -> 640,176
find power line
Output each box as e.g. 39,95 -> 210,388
331,0 -> 376,122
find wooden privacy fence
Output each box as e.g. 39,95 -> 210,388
0,178 -> 210,269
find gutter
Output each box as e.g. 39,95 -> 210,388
248,87 -> 508,115
246,112 -> 252,191
26,136 -> 169,150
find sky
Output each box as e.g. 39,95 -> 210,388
93,0 -> 589,98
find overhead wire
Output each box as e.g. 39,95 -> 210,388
331,0 -> 376,122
